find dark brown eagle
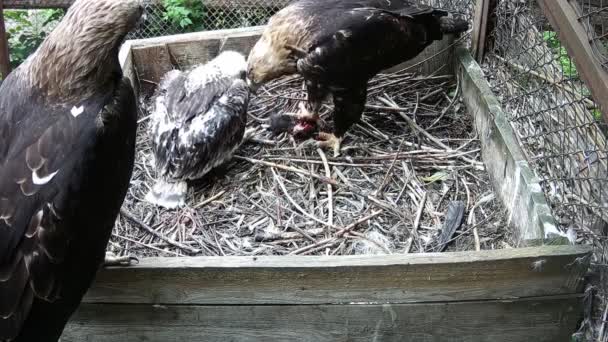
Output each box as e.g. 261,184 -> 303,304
247,0 -> 469,156
0,0 -> 143,340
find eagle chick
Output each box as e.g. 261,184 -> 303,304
147,51 -> 250,209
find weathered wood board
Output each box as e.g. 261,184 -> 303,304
64,295 -> 583,342
455,47 -> 564,246
82,245 -> 590,305
124,26 -> 459,96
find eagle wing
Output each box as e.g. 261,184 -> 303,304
156,66 -> 235,128
173,79 -> 250,179
0,73 -> 134,340
296,4 -> 442,82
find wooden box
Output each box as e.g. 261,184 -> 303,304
62,27 -> 591,342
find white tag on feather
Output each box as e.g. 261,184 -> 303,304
71,105 -> 84,117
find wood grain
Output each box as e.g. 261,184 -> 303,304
126,26 -> 459,93
63,295 -> 584,342
83,245 -> 591,305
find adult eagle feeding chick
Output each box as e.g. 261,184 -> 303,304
146,51 -> 250,209
0,0 -> 142,341
247,0 -> 469,156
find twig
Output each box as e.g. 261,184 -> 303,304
598,301 -> 608,342
412,192 -> 428,238
236,156 -> 337,185
240,155 -> 407,223
194,190 -> 226,209
270,167 -> 337,229
317,148 -> 334,228
336,210 -> 383,237
289,210 -> 382,255
379,96 -> 484,167
467,194 -> 495,252
119,208 -> 201,254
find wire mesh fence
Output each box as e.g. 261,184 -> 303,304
485,0 -> 607,339
572,0 -> 608,71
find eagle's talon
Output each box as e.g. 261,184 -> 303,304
104,252 -> 139,267
316,132 -> 342,157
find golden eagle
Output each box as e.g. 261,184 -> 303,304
247,0 -> 469,155
0,0 -> 143,340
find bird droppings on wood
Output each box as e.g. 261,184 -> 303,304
108,69 -> 514,258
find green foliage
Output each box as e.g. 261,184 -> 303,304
591,108 -> 603,121
162,0 -> 205,31
542,31 -> 578,78
5,9 -> 63,69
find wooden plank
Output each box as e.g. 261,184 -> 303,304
455,47 -> 565,245
471,0 -> 489,62
128,25 -> 458,90
471,0 -> 498,62
63,295 -> 584,342
537,0 -> 608,124
128,26 -> 264,93
119,42 -> 140,104
83,245 -> 591,305
0,1 -> 10,79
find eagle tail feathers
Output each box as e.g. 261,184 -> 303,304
144,179 -> 187,209
438,16 -> 469,34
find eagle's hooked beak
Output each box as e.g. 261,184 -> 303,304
247,78 -> 260,94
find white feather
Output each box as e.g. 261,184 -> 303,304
32,169 -> 59,185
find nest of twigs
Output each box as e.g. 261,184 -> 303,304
107,69 -> 511,257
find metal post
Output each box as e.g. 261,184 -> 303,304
0,0 -> 10,79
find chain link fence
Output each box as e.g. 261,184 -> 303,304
485,0 -> 607,339
129,0 -> 289,39
573,0 -> 608,71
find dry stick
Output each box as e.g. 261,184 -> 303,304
375,96 -> 418,196
119,208 -> 201,254
270,167 -> 338,230
194,190 -> 226,209
467,193 -> 496,252
380,96 -> 452,149
289,210 -> 383,255
112,233 -> 183,257
336,210 -> 383,237
257,228 -> 325,242
300,239 -> 342,255
347,231 -> 392,254
236,156 -> 337,185
379,97 -> 484,167
288,225 -> 318,243
239,155 -> 406,222
289,237 -> 336,255
317,148 -> 334,229
404,237 -> 414,254
598,302 -> 608,342
412,192 -> 428,239
428,72 -> 461,130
